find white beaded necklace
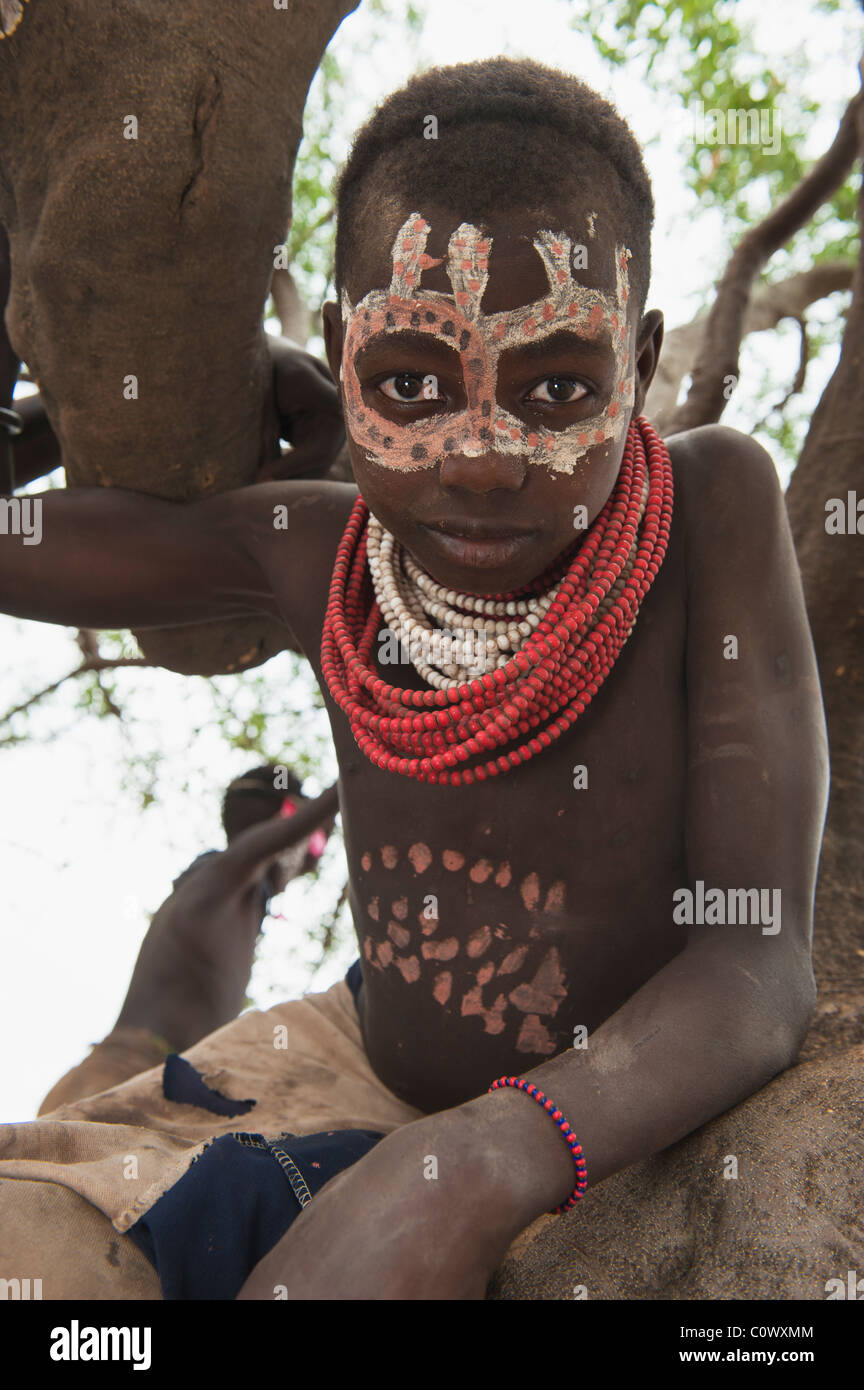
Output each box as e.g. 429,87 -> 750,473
366,481 -> 648,690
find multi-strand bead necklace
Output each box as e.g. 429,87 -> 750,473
321,415 -> 673,786
367,518 -> 569,688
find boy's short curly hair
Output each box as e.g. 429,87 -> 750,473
334,57 -> 655,315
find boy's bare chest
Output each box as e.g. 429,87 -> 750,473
282,473 -> 688,1106
309,537 -> 688,1108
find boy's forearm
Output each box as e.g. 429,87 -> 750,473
0,484 -> 273,629
456,933 -> 814,1228
235,936 -> 813,1300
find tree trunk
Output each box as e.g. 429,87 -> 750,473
785,69 -> 864,1055
0,0 -> 358,674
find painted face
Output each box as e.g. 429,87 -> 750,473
340,212 -> 635,476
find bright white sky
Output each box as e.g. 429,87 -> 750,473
0,0 -> 858,1121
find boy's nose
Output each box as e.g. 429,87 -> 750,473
438,451 -> 526,493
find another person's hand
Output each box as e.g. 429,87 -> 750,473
115,785 -> 339,1052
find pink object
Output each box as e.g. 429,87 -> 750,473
308,830 -> 327,859
279,797 -> 327,857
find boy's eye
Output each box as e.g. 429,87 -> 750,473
379,373 -> 443,402
525,376 -> 589,404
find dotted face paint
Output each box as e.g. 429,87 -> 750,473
340,212 -> 636,476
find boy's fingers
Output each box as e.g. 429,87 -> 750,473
218,783 -> 340,883
274,350 -> 340,420
264,429 -> 346,482
304,354 -> 338,386
266,342 -> 346,481
274,406 -> 345,480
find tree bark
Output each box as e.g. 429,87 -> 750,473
0,0 -> 358,675
271,266 -> 313,347
785,64 -> 864,1036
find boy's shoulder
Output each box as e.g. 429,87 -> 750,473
662,424 -> 813,682
665,421 -> 783,508
664,422 -> 788,569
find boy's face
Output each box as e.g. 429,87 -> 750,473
322,198 -> 663,595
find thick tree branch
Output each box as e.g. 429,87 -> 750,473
663,91 -> 862,436
270,267 -> 313,347
0,0 -> 360,677
754,313 -> 809,424
782,55 -> 864,992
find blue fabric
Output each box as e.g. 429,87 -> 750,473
345,957 -> 363,1009
125,961 -> 379,1299
126,1128 -> 384,1300
162,1053 -> 256,1116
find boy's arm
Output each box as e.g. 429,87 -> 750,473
465,427 -> 830,1202
238,427 -> 831,1299
456,427 -> 829,1211
0,478 -> 346,631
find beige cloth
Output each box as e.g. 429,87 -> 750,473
4,978 -> 859,1300
0,979 -> 425,1298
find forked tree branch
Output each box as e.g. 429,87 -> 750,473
663,89 -> 863,436
647,261 -> 855,434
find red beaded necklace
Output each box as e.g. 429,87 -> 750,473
321,415 -> 673,786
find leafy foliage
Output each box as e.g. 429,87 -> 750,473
570,0 -> 860,460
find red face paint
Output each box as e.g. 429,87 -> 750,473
340,212 -> 635,476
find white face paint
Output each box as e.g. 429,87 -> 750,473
339,212 -> 635,475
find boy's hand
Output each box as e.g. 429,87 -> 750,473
237,1107 -> 532,1301
261,336 -> 347,482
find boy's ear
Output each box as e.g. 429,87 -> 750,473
632,309 -> 664,417
321,301 -> 344,387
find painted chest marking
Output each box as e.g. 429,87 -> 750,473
359,843 -> 570,1054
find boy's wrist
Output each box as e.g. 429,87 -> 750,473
449,1078 -> 583,1231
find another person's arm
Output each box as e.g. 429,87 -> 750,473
37,787 -> 339,1114
0,476 -> 347,631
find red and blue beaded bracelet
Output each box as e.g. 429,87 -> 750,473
488,1075 -> 588,1214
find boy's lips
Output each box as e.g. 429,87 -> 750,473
419,519 -> 538,569
427,518 -> 535,539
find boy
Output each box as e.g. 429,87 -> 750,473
0,57 -> 828,1300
